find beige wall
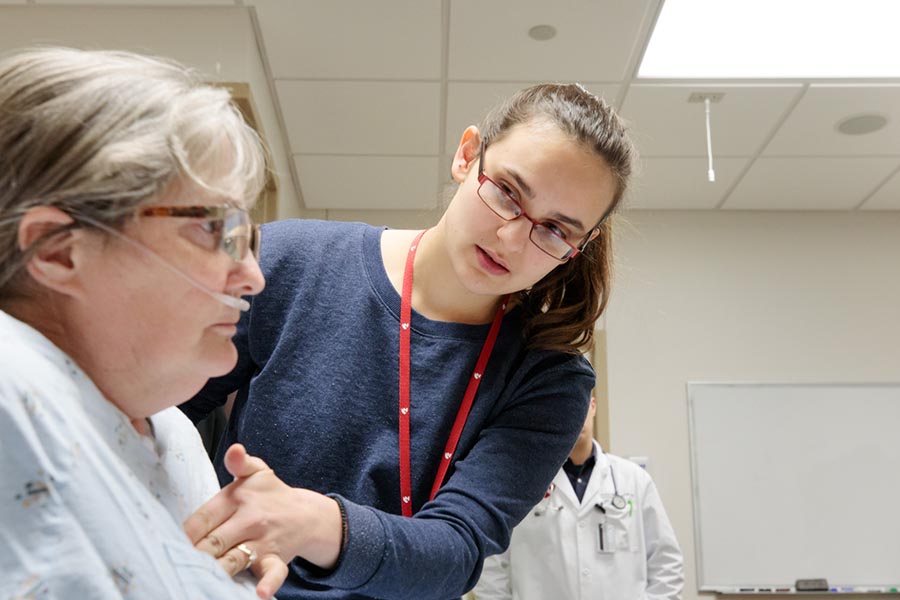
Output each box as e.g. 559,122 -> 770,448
591,328 -> 611,450
303,208 -> 443,229
605,210 -> 900,600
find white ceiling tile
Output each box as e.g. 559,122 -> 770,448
295,155 -> 439,210
251,0 -> 441,79
13,1 -> 900,216
448,0 -> 655,81
724,157 -> 899,210
444,81 -> 620,155
278,81 -> 440,155
620,84 -> 803,157
628,157 -> 749,209
765,85 -> 900,156
860,166 -> 900,210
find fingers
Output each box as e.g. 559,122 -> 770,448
193,509 -> 262,559
253,554 -> 289,600
214,542 -> 288,600
216,543 -> 256,577
185,443 -> 299,590
184,491 -> 238,547
224,443 -> 272,480
185,444 -> 270,547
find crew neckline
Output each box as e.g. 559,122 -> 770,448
362,225 -> 518,342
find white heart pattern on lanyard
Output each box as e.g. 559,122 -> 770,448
397,229 -> 509,517
544,482 -> 556,499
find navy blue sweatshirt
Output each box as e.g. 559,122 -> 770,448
182,220 -> 594,600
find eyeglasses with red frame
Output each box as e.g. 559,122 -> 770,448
476,138 -> 594,261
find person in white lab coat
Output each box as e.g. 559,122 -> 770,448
473,396 -> 684,600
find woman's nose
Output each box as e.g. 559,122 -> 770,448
497,216 -> 532,252
231,253 -> 265,297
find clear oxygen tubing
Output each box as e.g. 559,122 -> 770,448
75,214 -> 251,312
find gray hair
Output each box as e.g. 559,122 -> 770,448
0,47 -> 268,297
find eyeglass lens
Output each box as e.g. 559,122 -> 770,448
222,209 -> 260,262
477,180 -> 573,260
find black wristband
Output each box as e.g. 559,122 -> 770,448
335,496 -> 349,552
295,495 -> 349,578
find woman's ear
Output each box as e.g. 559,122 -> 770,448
450,125 -> 482,184
18,206 -> 84,297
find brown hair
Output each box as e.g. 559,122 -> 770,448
0,47 -> 267,298
479,83 -> 635,354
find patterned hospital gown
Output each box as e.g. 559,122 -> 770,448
0,310 -> 260,599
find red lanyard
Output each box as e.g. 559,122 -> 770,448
398,229 -> 508,517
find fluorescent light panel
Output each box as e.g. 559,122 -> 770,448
640,0 -> 900,79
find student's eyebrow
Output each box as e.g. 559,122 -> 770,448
504,166 -> 586,233
504,167 -> 534,200
547,211 -> 585,233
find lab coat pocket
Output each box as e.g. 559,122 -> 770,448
608,518 -> 638,552
600,494 -> 639,552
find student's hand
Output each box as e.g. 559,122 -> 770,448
184,444 -> 343,599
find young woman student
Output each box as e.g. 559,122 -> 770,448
182,83 -> 636,600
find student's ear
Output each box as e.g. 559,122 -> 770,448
450,125 -> 482,183
18,206 -> 84,297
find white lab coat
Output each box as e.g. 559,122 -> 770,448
473,441 -> 684,600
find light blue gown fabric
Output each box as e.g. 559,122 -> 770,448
0,310 -> 259,599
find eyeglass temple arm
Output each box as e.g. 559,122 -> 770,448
478,137 -> 487,178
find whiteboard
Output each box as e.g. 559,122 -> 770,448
688,382 -> 900,593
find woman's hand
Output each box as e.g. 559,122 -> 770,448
184,444 -> 343,599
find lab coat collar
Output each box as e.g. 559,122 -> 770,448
551,465 -> 579,510
577,440 -> 611,517
551,440 -> 610,513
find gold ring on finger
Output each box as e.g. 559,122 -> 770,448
235,543 -> 257,570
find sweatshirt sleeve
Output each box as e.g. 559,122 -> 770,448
290,352 -> 594,599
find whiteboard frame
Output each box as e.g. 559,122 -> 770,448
686,381 -> 900,595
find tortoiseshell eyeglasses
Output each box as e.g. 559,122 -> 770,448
139,205 -> 260,262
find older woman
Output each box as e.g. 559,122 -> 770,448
0,47 -> 278,599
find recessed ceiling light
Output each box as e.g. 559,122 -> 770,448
528,25 -> 557,41
640,0 -> 900,78
836,114 -> 888,135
